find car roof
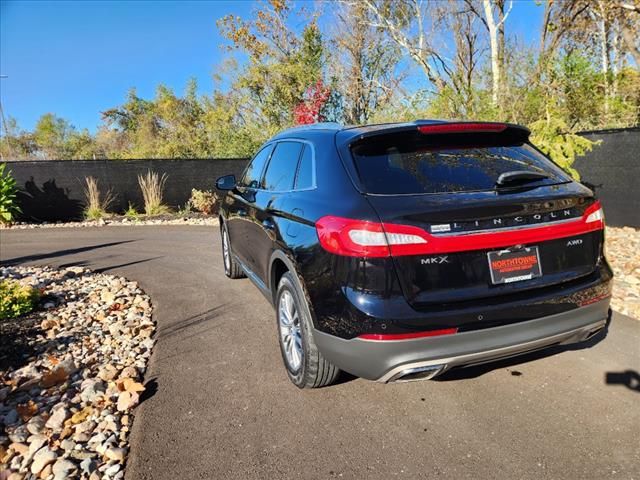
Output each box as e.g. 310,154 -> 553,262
269,119 -> 529,149
271,120 -> 447,138
269,119 -> 472,143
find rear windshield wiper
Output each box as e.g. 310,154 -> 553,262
496,170 -> 550,187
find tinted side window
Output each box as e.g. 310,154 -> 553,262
241,145 -> 272,188
294,145 -> 314,190
262,142 -> 303,191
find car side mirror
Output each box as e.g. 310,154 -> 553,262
216,174 -> 237,191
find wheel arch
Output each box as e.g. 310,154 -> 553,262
268,250 -> 315,322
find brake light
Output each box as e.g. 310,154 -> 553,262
315,216 -> 429,257
358,328 -> 458,341
417,123 -> 507,134
584,201 -> 604,225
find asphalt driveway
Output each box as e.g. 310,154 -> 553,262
1,226 -> 639,480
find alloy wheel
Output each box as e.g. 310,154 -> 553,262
222,228 -> 231,273
278,290 -> 303,371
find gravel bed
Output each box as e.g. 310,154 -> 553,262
0,266 -> 155,479
607,227 -> 640,319
2,216 -> 218,230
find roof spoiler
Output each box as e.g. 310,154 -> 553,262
340,120 -> 531,149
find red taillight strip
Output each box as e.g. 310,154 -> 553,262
406,200 -> 604,255
315,216 -> 391,257
359,328 -> 458,341
316,201 -> 604,257
418,123 -> 507,134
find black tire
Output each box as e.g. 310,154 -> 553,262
220,223 -> 245,279
275,272 -> 340,388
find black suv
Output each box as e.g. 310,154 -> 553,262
216,121 -> 612,388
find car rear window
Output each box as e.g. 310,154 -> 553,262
350,131 -> 571,194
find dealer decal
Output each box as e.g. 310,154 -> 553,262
487,247 -> 542,284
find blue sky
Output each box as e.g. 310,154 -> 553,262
0,0 -> 544,132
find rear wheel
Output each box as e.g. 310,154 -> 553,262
221,223 -> 244,279
276,272 -> 340,388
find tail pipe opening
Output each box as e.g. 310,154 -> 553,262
387,364 -> 447,383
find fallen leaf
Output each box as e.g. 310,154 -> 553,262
16,400 -> 38,421
40,319 -> 60,330
109,303 -> 124,312
116,378 -> 145,394
41,367 -> 69,388
47,354 -> 60,366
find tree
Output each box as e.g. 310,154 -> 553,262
361,0 -> 451,93
330,1 -> 401,124
217,0 -> 327,129
293,80 -> 332,124
462,0 -> 512,110
0,118 -> 37,160
615,1 -> 640,66
101,81 -> 212,158
3,1 -> 639,162
32,113 -> 75,159
440,1 -> 483,117
530,110 -> 598,179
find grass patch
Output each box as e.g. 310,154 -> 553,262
124,202 -> 140,220
83,176 -> 115,220
138,171 -> 171,216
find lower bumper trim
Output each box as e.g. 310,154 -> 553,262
313,299 -> 611,382
378,318 -> 605,383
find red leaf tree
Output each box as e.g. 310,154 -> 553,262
293,80 -> 332,125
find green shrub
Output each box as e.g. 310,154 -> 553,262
189,189 -> 217,214
124,202 -> 140,220
0,279 -> 40,320
177,202 -> 193,216
0,164 -> 21,224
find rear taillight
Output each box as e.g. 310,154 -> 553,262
584,201 -> 606,258
316,202 -> 605,258
315,216 -> 429,257
417,123 -> 507,134
585,201 -> 604,226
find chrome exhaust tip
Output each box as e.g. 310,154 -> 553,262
388,364 -> 446,383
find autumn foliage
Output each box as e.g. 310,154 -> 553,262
293,80 -> 332,125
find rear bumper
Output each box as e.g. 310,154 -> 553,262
313,298 -> 611,382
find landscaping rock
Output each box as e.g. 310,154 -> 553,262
52,458 -> 78,479
26,415 -> 46,435
0,265 -> 156,480
4,215 -> 219,230
44,406 -> 69,432
607,227 -> 640,320
30,447 -> 57,474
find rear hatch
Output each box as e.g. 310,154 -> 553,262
344,122 -> 605,308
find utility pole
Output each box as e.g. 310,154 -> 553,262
0,75 -> 7,161
0,75 -> 8,139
